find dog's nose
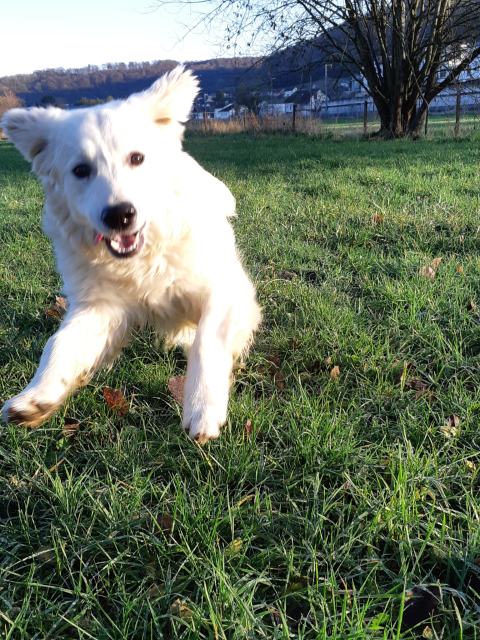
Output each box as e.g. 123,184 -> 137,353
101,203 -> 137,231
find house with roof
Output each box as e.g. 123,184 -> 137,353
214,103 -> 236,119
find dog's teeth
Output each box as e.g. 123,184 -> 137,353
110,239 -> 120,251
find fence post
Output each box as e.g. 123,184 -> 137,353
363,100 -> 368,135
292,104 -> 296,133
455,85 -> 461,137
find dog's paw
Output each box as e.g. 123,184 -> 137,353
2,393 -> 56,428
183,408 -> 224,444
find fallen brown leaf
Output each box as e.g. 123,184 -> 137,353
449,414 -> 460,429
225,539 -> 243,556
45,306 -> 62,319
103,387 -> 128,416
309,360 -> 321,373
154,513 -> 173,535
286,577 -> 309,595
406,378 -> 427,393
171,599 -> 193,623
430,257 -> 443,270
371,213 -> 383,224
467,300 -> 476,312
148,584 -> 165,600
457,266 -> 464,274
274,371 -> 286,389
63,418 -> 79,437
168,376 -> 185,406
330,366 -> 340,381
45,296 -> 68,319
55,296 -> 68,311
265,355 -> 281,368
419,266 -> 436,280
245,419 -> 253,437
465,459 -> 477,472
279,270 -> 296,280
268,606 -> 281,624
402,585 -> 441,631
290,339 -> 298,350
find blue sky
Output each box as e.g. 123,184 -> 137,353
0,0 -> 222,77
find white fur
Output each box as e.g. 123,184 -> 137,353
1,67 -> 261,443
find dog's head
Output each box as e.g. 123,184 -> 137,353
1,67 -> 199,259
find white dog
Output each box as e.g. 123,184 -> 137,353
1,67 -> 261,443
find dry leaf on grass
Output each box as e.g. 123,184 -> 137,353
274,371 -> 286,389
103,387 -> 128,416
419,266 -> 436,280
63,418 -> 79,437
279,270 -> 296,280
402,585 -> 441,631
405,378 -> 428,393
371,213 -> 383,224
265,355 -> 281,368
430,257 -> 442,270
245,419 -> 253,437
309,360 -> 321,373
286,577 -> 309,595
153,513 -> 174,536
467,300 -> 476,312
148,584 -> 164,600
457,266 -> 464,274
168,376 -> 185,406
45,296 -> 68,319
171,599 -> 193,623
330,366 -> 340,381
449,414 -> 460,428
55,296 -> 68,311
465,460 -> 477,472
441,414 -> 459,437
225,539 -> 243,556
268,606 -> 281,624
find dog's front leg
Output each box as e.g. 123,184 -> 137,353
182,303 -> 233,444
2,306 -> 127,427
182,283 -> 258,444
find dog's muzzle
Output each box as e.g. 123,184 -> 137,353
96,203 -> 145,258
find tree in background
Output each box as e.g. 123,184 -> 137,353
234,81 -> 264,114
154,0 -> 480,137
0,90 -> 21,138
40,95 -> 56,107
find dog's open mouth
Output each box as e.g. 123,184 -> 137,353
95,227 -> 145,258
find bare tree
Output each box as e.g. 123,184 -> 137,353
0,90 -> 21,138
154,0 -> 480,137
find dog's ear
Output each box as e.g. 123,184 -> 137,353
137,66 -> 199,125
1,107 -> 62,173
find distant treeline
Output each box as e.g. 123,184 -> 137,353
0,58 -> 265,106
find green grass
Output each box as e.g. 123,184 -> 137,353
1,130 -> 480,639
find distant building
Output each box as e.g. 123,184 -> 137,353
214,103 -> 236,119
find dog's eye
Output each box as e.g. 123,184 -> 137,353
130,153 -> 144,166
72,164 -> 91,179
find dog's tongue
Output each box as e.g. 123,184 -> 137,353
115,233 -> 137,249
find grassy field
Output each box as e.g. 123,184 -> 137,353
1,130 -> 480,639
